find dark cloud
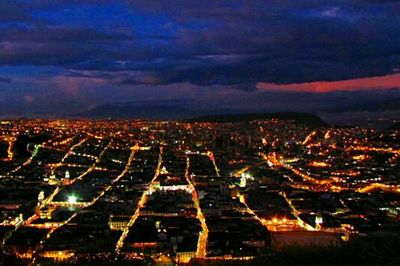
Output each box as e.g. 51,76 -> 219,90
2,1 -> 400,79
63,69 -> 159,86
0,77 -> 11,83
0,0 -> 400,115
0,26 -> 141,66
0,1 -> 30,21
3,27 -> 133,42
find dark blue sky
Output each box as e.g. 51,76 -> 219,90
1,0 -> 400,116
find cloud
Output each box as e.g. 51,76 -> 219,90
51,75 -> 109,97
64,70 -> 160,86
257,73 -> 400,93
0,1 -> 30,22
23,95 -> 35,102
0,25 -> 139,66
0,77 -> 11,83
0,0 -> 400,115
1,1 -> 399,87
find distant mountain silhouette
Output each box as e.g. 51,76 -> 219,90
189,112 -> 329,127
75,103 -> 328,126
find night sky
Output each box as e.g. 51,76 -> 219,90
1,0 -> 400,116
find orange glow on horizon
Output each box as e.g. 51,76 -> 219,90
257,73 -> 400,93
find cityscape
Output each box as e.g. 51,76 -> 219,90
0,117 -> 399,265
1,0 -> 400,265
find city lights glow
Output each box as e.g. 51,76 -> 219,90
67,195 -> 77,204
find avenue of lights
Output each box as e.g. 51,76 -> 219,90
0,118 -> 399,264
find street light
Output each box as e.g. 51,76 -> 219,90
67,194 -> 77,204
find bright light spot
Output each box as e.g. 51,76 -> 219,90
68,195 -> 77,204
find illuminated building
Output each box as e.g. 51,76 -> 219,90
108,215 -> 131,230
315,213 -> 323,230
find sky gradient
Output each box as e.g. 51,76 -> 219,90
1,0 -> 400,116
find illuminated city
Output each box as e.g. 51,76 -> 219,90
0,118 -> 399,265
1,1 -> 400,265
